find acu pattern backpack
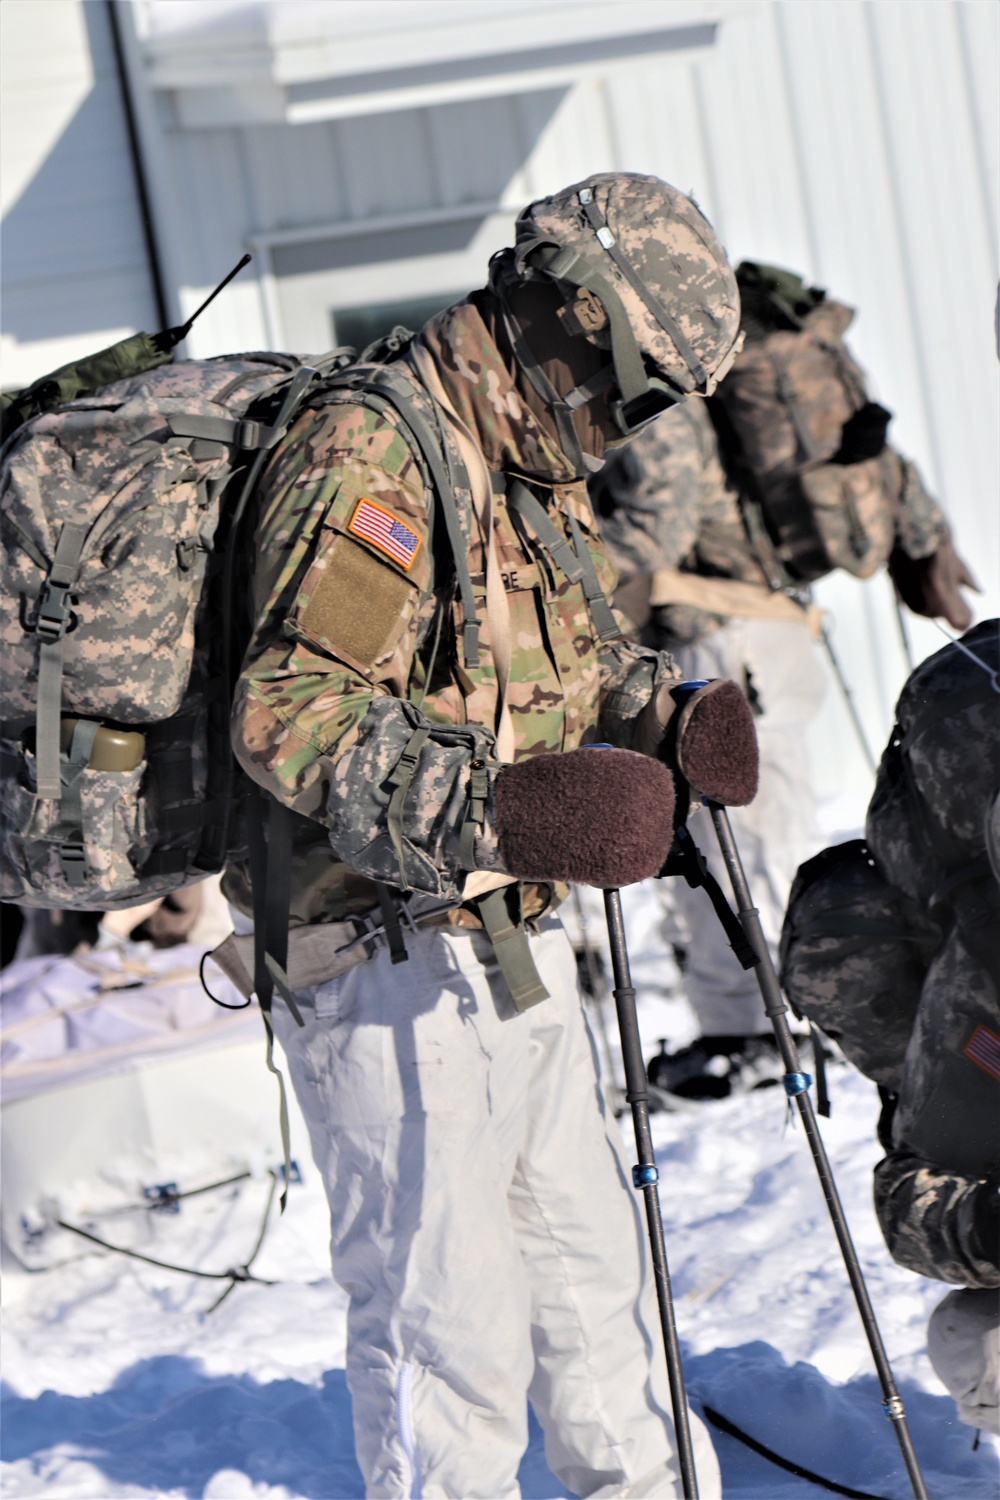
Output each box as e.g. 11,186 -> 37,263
0,342 -> 332,910
0,321 -> 488,919
711,261 -> 902,586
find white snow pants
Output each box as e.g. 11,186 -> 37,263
668,618 -> 827,1037
272,913 -> 720,1499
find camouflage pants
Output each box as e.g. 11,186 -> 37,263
666,618 -> 827,1036
271,913 -> 721,1499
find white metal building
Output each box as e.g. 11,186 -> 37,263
2,0 -> 997,823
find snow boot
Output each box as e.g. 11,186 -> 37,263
647,1034 -> 784,1101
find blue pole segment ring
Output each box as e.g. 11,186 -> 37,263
669,678 -> 710,710
783,1071 -> 812,1096
632,1164 -> 660,1188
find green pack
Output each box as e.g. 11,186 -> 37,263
1,334 -> 173,448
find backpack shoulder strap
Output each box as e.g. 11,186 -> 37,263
506,479 -> 621,644
315,365 -> 481,669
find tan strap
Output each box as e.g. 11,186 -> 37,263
409,342 -> 516,761
649,567 -> 824,637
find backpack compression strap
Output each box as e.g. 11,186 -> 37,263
506,479 -> 621,643
33,521 -> 90,803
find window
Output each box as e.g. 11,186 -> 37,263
254,206 -> 514,353
331,292 -> 465,354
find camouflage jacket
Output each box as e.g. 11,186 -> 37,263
225,300 -> 675,925
874,1150 -> 999,1289
596,397 -> 947,644
782,623 -> 1000,1288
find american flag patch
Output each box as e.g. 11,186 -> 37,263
348,498 -> 421,571
963,1024 -> 1000,1084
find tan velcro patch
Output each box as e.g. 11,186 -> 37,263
298,534 -> 412,667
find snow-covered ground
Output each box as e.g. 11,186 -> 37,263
2,885 -> 997,1499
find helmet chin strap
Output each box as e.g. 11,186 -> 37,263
497,243 -> 705,440
495,295 -> 592,474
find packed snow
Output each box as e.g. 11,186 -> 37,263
2,882 -> 997,1499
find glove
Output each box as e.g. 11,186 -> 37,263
831,401 -> 893,464
634,678 -> 760,806
888,533 -> 980,630
494,747 -> 675,887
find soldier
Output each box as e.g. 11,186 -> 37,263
223,174 -> 759,1497
593,261 -> 978,1100
781,620 -> 999,1437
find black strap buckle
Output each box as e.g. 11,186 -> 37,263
59,837 -> 88,884
35,580 -> 75,641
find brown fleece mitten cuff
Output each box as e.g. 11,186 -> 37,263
495,748 -> 675,888
674,679 -> 759,806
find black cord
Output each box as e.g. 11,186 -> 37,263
56,1216 -> 274,1283
702,1405 -> 895,1500
87,1170 -> 252,1221
200,949 -> 252,1009
55,1171 -> 280,1311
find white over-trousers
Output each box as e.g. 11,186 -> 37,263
668,618 -> 827,1037
273,913 -> 720,1499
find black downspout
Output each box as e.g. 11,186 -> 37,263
105,0 -> 171,332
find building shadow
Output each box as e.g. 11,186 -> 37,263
1,1354 -> 569,1498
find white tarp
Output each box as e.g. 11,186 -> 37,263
0,938 -> 304,1267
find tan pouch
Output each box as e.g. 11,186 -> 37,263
208,920 -> 371,1000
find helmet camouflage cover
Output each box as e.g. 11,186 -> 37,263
506,172 -> 742,426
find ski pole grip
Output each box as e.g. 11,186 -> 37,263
669,679 -> 759,807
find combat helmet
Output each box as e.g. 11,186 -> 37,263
489,172 -> 742,451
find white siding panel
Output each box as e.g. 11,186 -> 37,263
604,62 -> 719,226
425,93 -> 543,208
238,120 -> 349,229
864,2 -> 1000,552
956,0 -> 1000,264
517,76 -> 616,200
0,268 -> 158,347
161,127 -> 258,351
1,0 -> 158,386
692,4 -> 812,268
335,108 -> 440,219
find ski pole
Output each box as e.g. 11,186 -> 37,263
706,802 -> 930,1500
571,886 -> 625,1113
893,592 -> 915,675
820,625 -> 878,775
603,885 -> 699,1499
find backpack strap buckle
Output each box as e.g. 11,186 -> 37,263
35,578 -> 76,641
58,836 -> 88,885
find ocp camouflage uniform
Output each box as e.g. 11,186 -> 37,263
222,294 -> 728,1498
225,298 -> 672,928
